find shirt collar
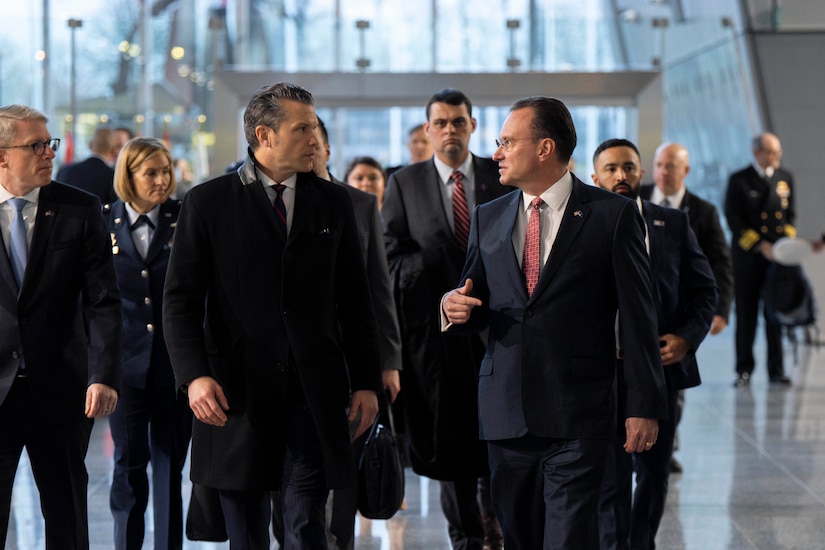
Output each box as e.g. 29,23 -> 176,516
0,185 -> 41,206
521,170 -> 573,213
650,184 -> 686,207
754,163 -> 774,179
433,154 -> 474,185
124,202 -> 160,227
260,170 -> 298,190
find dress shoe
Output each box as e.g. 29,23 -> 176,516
770,375 -> 792,385
733,372 -> 750,387
482,514 -> 504,550
669,456 -> 683,474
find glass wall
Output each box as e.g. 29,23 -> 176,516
1,0 -> 716,184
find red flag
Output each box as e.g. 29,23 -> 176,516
64,130 -> 75,164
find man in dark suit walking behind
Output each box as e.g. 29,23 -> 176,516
56,126 -> 120,205
593,138 -> 717,549
0,104 -> 121,549
383,88 -> 509,549
443,97 -> 668,549
163,83 -> 383,549
641,141 -> 734,474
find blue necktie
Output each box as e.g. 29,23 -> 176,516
9,198 -> 28,288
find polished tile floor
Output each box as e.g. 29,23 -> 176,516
8,257 -> 825,549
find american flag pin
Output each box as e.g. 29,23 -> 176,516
573,210 -> 583,217
45,210 -> 54,217
653,219 -> 665,227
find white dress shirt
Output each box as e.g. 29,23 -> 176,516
0,186 -> 40,257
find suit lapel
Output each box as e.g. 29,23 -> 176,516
244,177 -> 284,243
642,201 -> 664,282
489,192 -> 526,299
110,202 -> 140,262
423,161 -> 454,239
145,201 -> 177,263
529,179 -> 589,300
22,184 -> 59,296
0,224 -> 17,302
288,173 -> 319,245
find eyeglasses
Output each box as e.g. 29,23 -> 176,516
495,137 -> 535,151
1,138 -> 61,156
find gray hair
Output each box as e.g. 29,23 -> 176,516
0,105 -> 48,147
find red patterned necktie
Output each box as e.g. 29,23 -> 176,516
273,184 -> 287,236
452,170 -> 470,251
522,197 -> 543,296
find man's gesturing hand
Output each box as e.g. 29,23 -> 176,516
443,279 -> 483,325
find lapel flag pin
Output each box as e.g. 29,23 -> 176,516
45,210 -> 54,217
653,219 -> 665,227
573,210 -> 583,217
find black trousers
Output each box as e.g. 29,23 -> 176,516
0,376 -> 93,549
732,249 -> 784,377
108,383 -> 193,550
489,435 -> 608,550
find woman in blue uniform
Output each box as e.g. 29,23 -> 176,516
106,137 -> 192,550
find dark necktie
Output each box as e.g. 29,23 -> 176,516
522,197 -> 543,297
273,184 -> 287,236
451,170 -> 470,251
130,214 -> 155,230
8,198 -> 28,288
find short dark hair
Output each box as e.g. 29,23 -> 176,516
426,88 -> 473,120
408,123 -> 425,136
243,82 -> 314,149
344,156 -> 386,185
316,116 -> 329,146
592,138 -> 641,166
509,97 -> 576,163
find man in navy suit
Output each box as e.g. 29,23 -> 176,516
442,97 -> 668,549
592,138 -> 717,550
163,83 -> 382,548
0,105 -> 121,549
56,126 -> 120,204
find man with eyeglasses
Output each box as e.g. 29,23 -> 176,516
382,88 -> 511,549
441,97 -> 667,549
0,104 -> 121,549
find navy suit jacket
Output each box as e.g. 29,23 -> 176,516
106,199 -> 181,389
641,199 -> 717,390
0,182 -> 121,420
56,156 -> 118,205
640,184 -> 733,321
451,177 -> 668,441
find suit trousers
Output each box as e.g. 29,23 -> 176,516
488,435 -> 608,550
0,376 -> 93,549
108,382 -> 193,550
599,389 -> 678,550
226,387 -> 327,549
439,475 -> 485,549
732,249 -> 784,377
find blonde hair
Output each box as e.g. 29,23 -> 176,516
114,137 -> 176,203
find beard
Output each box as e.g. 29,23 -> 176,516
611,180 -> 640,200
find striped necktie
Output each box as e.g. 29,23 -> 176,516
451,170 -> 470,251
273,184 -> 287,236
